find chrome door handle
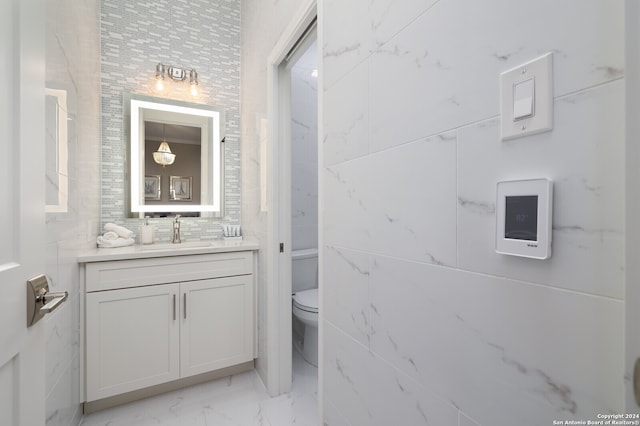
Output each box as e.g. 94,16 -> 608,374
26,274 -> 68,327
41,291 -> 68,313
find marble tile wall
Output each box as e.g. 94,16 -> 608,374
322,0 -> 625,425
44,1 -> 101,425
100,0 -> 241,241
291,41 -> 319,252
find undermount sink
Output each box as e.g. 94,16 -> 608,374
140,241 -> 212,250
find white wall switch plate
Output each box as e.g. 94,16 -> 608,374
513,78 -> 534,120
500,52 -> 553,141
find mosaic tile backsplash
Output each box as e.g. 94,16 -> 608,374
100,0 -> 241,242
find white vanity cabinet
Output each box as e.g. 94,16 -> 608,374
81,248 -> 256,406
179,275 -> 253,378
85,283 -> 181,400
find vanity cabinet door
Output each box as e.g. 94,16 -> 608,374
85,283 -> 180,401
180,275 -> 254,378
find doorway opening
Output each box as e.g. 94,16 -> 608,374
264,1 -> 317,397
288,34 -> 319,365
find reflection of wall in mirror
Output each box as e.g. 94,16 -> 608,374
145,140 -> 201,204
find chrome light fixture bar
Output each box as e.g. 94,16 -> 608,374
155,63 -> 199,96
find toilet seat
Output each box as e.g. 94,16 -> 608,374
292,288 -> 318,313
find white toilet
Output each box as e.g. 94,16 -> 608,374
291,248 -> 319,366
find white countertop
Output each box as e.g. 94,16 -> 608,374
78,238 -> 259,263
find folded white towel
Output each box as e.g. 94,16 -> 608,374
97,236 -> 135,248
102,231 -> 119,241
104,223 -> 134,239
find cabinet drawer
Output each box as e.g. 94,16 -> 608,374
86,251 -> 253,292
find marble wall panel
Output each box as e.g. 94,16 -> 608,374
323,0 -> 440,89
322,401 -> 351,426
323,61 -> 369,167
369,0 -> 624,152
324,322 -> 459,426
44,353 -> 81,426
457,81 -> 625,299
368,255 -> 623,425
45,296 -> 80,398
323,322 -> 373,425
324,157 -> 373,251
459,413 -> 482,426
323,246 -> 370,347
365,131 -> 457,266
325,132 -> 457,266
321,1 -> 625,424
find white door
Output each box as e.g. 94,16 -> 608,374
0,0 -> 47,425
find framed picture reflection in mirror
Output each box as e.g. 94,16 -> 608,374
144,175 -> 161,201
170,176 -> 192,201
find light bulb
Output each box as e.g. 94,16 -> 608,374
189,69 -> 198,97
155,63 -> 165,91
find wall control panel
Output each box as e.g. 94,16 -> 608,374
496,179 -> 553,259
500,52 -> 553,140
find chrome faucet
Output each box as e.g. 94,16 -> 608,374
172,215 -> 181,244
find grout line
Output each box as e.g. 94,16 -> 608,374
324,243 -> 623,302
555,76 -> 624,100
325,75 -> 624,168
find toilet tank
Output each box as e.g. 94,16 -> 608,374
292,248 -> 318,292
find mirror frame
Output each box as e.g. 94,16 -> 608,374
125,94 -> 225,217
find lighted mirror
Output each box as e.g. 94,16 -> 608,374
126,94 -> 224,217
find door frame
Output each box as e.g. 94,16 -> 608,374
625,0 -> 640,412
265,0 -> 317,396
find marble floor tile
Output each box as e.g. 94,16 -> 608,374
80,350 -> 318,426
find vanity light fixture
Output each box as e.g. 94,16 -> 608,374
189,69 -> 198,96
152,124 -> 176,166
155,63 -> 165,91
154,63 -> 199,96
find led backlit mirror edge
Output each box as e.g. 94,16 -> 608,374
124,93 -> 226,218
